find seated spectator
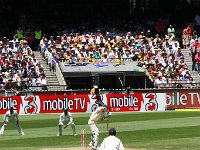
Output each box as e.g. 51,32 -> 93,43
0,35 -> 47,90
175,47 -> 184,58
29,66 -> 38,84
155,75 -> 163,87
36,74 -> 47,90
186,77 -> 196,88
177,73 -> 184,81
12,70 -> 21,90
122,50 -> 132,61
183,71 -> 191,83
88,54 -> 96,62
0,73 -> 5,88
138,49 -> 145,61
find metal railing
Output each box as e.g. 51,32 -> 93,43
2,82 -> 200,94
155,82 -> 200,89
57,57 -> 135,63
1,84 -> 68,91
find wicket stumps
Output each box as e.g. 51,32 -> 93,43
80,129 -> 87,149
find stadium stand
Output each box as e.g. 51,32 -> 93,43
35,26 -> 200,90
1,0 -> 200,91
1,23 -> 199,91
0,35 -> 47,91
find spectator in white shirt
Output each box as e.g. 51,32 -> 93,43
36,74 -> 47,90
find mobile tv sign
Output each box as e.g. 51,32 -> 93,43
39,95 -> 90,113
166,90 -> 200,109
0,93 -> 166,114
106,93 -> 166,112
0,96 -> 22,114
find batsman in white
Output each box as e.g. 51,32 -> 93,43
57,108 -> 77,136
0,107 -> 24,136
99,128 -> 125,150
88,106 -> 111,150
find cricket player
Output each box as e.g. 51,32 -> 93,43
90,85 -> 98,95
99,128 -> 125,150
57,108 -> 77,136
91,85 -> 104,109
88,106 -> 111,150
0,107 -> 24,136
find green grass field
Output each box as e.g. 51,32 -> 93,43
1,111 -> 200,150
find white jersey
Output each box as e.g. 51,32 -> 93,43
99,135 -> 125,150
4,110 -> 18,122
59,112 -> 73,126
88,107 -> 105,124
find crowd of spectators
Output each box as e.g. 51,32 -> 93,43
0,35 -> 47,90
138,32 -> 195,88
38,25 -> 197,89
182,22 -> 200,76
0,23 -> 196,91
188,33 -> 200,75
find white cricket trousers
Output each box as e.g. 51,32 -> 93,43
58,121 -> 76,135
89,122 -> 99,148
0,120 -> 24,135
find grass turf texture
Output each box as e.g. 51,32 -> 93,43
0,112 -> 200,150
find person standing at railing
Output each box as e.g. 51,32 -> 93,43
190,39 -> 198,72
16,27 -> 24,42
34,28 -> 42,51
186,24 -> 193,41
50,53 -> 57,72
182,28 -> 190,49
195,50 -> 200,75
125,87 -> 131,94
0,73 -> 5,89
167,25 -> 175,38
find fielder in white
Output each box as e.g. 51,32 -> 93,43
99,128 -> 125,150
0,107 -> 24,136
57,108 -> 77,136
88,106 -> 111,150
